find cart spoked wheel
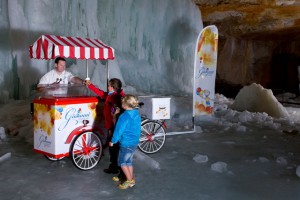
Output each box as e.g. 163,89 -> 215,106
45,155 -> 64,161
138,120 -> 166,154
70,131 -> 103,170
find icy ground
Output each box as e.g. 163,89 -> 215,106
1,118 -> 300,200
1,89 -> 300,199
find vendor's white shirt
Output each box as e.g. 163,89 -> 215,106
38,69 -> 75,86
38,69 -> 75,95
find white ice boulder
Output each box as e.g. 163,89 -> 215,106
230,83 -> 288,118
135,150 -> 160,170
0,152 -> 11,163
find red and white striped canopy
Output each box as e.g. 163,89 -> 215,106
29,35 -> 115,60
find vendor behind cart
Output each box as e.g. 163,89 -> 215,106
37,57 -> 86,94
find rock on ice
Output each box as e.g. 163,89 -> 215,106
193,154 -> 208,163
211,161 -> 228,173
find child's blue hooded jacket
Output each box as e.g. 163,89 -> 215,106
111,109 -> 141,147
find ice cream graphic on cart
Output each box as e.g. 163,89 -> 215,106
155,105 -> 169,118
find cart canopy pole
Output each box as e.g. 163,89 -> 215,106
85,60 -> 90,80
106,61 -> 109,91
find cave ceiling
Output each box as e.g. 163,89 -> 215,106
193,1 -> 300,96
194,0 -> 300,40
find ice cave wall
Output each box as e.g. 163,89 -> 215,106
0,0 -> 202,103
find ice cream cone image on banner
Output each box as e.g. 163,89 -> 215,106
197,28 -> 218,68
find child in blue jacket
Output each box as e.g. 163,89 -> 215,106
109,94 -> 141,189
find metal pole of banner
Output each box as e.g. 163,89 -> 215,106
166,117 -> 196,136
166,96 -> 196,136
166,129 -> 195,136
170,27 -> 200,136
166,28 -> 200,136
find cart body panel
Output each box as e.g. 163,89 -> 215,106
33,96 -> 100,158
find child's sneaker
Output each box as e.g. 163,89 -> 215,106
129,179 -> 135,187
118,179 -> 135,189
112,176 -> 119,182
113,176 -> 126,183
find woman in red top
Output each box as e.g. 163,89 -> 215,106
87,78 -> 125,177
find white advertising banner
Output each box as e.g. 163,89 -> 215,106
193,25 -> 218,116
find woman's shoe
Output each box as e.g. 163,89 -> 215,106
103,168 -> 119,174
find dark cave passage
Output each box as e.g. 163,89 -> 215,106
269,53 -> 300,96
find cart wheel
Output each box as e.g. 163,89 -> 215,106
45,155 -> 64,161
138,120 -> 166,154
70,131 -> 103,170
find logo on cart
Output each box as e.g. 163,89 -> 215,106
58,107 -> 90,131
38,135 -> 52,148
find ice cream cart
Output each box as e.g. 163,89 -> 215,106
29,35 -> 114,170
33,95 -> 103,170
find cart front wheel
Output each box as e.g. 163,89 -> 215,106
70,131 -> 102,170
45,155 -> 64,161
138,120 -> 166,154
